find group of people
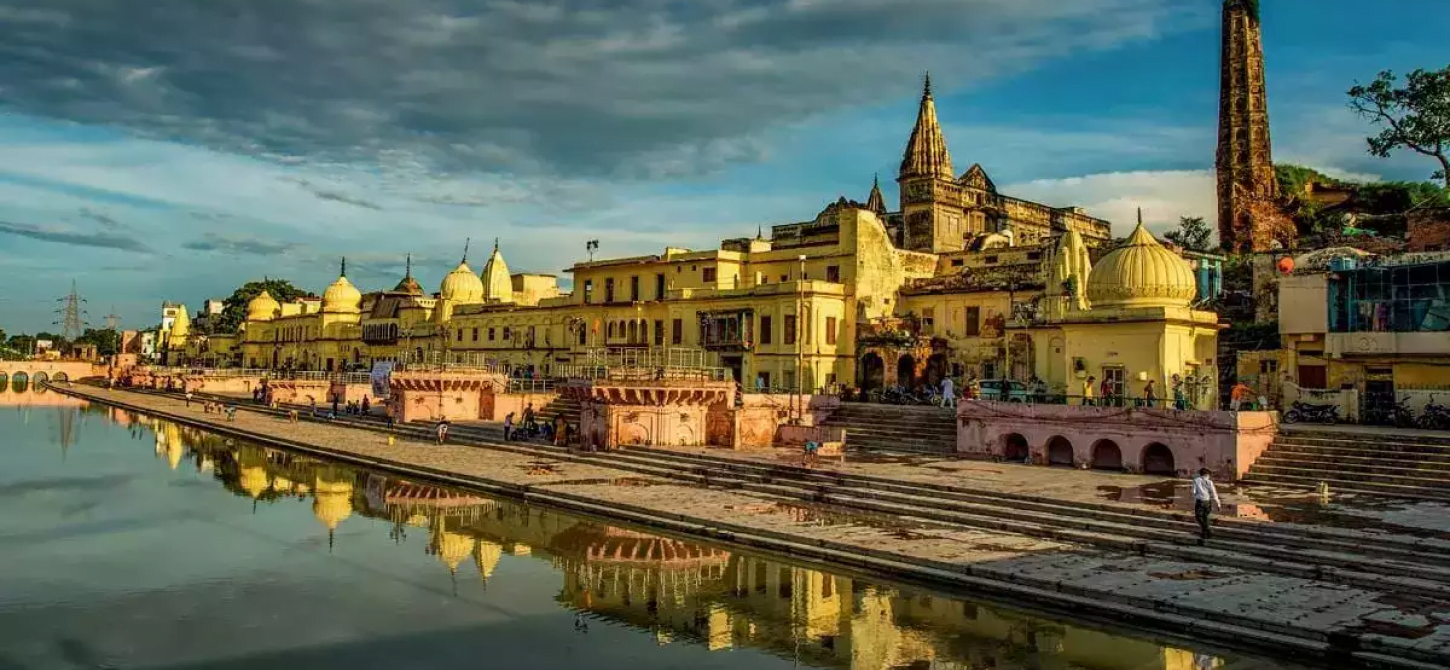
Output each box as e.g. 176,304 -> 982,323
503,402 -> 579,449
329,395 -> 371,419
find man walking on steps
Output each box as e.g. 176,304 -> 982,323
1191,468 -> 1222,545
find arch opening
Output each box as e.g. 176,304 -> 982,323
1003,433 -> 1030,462
1091,440 -> 1124,471
859,354 -> 885,392
1046,436 -> 1074,467
896,354 -> 916,388
1142,443 -> 1176,476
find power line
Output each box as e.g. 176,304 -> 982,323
104,306 -> 121,331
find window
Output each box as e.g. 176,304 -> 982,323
1259,359 -> 1278,374
1027,251 -> 1042,261
702,267 -> 717,282
784,315 -> 797,345
921,308 -> 935,335
965,306 -> 981,337
456,329 -> 463,342
605,277 -> 615,303
655,273 -> 666,300
578,326 -> 587,346
583,279 -> 594,304
488,327 -> 496,341
760,315 -> 773,345
471,327 -> 479,342
825,265 -> 840,283
1102,366 -> 1126,397
671,318 -> 683,344
630,275 -> 640,302
779,274 -> 788,282
951,259 -> 964,267
825,316 -> 838,345
502,327 -> 512,341
654,319 -> 664,346
985,255 -> 999,264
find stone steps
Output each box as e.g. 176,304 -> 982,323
1245,427 -> 1450,501
1246,461 -> 1450,492
821,403 -> 959,454
1256,452 -> 1450,475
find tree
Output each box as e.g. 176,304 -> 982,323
1348,67 -> 1450,188
213,279 -> 308,333
1163,216 -> 1214,252
75,328 -> 122,356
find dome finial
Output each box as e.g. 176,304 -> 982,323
493,237 -> 499,252
340,257 -> 346,278
1137,207 -> 1144,229
923,71 -> 933,98
461,238 -> 471,264
405,253 -> 412,278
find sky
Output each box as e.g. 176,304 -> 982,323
0,0 -> 1446,333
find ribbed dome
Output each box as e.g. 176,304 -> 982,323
1086,222 -> 1197,309
394,254 -> 424,295
246,290 -> 281,321
431,527 -> 476,572
481,239 -> 514,303
474,540 -> 502,580
322,276 -> 362,314
440,261 -> 484,303
321,260 -> 362,314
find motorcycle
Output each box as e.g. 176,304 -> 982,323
1362,396 -> 1417,428
1417,396 -> 1450,430
1283,401 -> 1340,425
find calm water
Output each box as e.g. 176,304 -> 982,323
0,390 -> 1306,670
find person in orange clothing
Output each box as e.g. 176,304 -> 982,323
1230,381 -> 1254,411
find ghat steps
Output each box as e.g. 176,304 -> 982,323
1244,430 -> 1450,502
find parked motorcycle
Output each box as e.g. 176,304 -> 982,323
1362,397 -> 1417,428
1417,396 -> 1450,430
1283,401 -> 1340,425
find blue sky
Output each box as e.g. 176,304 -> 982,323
0,0 -> 1445,333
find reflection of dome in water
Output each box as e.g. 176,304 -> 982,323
1086,221 -> 1197,310
237,445 -> 270,498
385,481 -> 491,509
312,466 -> 355,530
163,424 -> 184,469
474,540 -> 502,580
429,522 -> 476,573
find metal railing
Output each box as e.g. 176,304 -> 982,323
396,351 -> 514,375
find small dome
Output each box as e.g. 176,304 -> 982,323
440,261 -> 484,303
246,290 -> 281,321
393,254 -> 424,295
322,276 -> 362,314
1086,222 -> 1197,309
481,239 -> 514,303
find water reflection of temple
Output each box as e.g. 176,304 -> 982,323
168,429 -> 1208,670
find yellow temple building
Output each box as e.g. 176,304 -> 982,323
168,81 -> 1219,402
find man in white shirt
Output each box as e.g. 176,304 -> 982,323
940,377 -> 956,407
1191,468 -> 1222,545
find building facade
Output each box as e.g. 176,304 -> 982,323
169,96 -> 1218,402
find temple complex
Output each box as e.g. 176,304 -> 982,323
163,81 -> 1220,407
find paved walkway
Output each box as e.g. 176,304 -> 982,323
62,385 -> 1450,668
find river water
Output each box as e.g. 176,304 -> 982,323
0,390 -> 1307,670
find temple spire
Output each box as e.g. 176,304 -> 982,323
865,173 -> 887,215
899,72 -> 953,181
405,253 -> 412,277
340,257 -> 346,278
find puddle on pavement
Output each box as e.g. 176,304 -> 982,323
1097,481 -> 1183,509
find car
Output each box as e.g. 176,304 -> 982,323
978,379 -> 1030,402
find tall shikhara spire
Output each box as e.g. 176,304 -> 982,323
900,73 -> 953,181
865,173 -> 887,215
1217,0 -> 1290,253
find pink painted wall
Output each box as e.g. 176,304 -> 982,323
483,391 -> 561,422
266,380 -> 330,407
581,403 -> 710,449
181,376 -> 264,396
705,394 -> 843,450
328,381 -> 378,407
391,387 -> 481,424
956,400 -> 1279,480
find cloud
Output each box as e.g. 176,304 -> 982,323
181,232 -> 293,256
0,0 -> 1202,179
0,218 -> 149,251
1004,170 -> 1218,236
78,207 -> 121,228
282,177 -> 383,210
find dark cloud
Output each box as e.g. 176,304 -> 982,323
78,207 -> 121,228
282,177 -> 384,210
181,232 -> 292,256
0,219 -> 150,252
0,0 -> 1198,179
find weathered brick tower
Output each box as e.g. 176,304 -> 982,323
1216,0 -> 1292,253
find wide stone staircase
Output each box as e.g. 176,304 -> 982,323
1243,428 -> 1450,501
536,394 -> 582,426
819,402 -> 959,455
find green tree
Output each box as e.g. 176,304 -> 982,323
1348,67 -> 1450,188
75,328 -> 122,356
213,279 -> 307,333
7,334 -> 36,356
1163,216 -> 1214,252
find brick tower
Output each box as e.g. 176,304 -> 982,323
1216,0 -> 1292,253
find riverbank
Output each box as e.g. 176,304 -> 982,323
57,384 -> 1450,670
